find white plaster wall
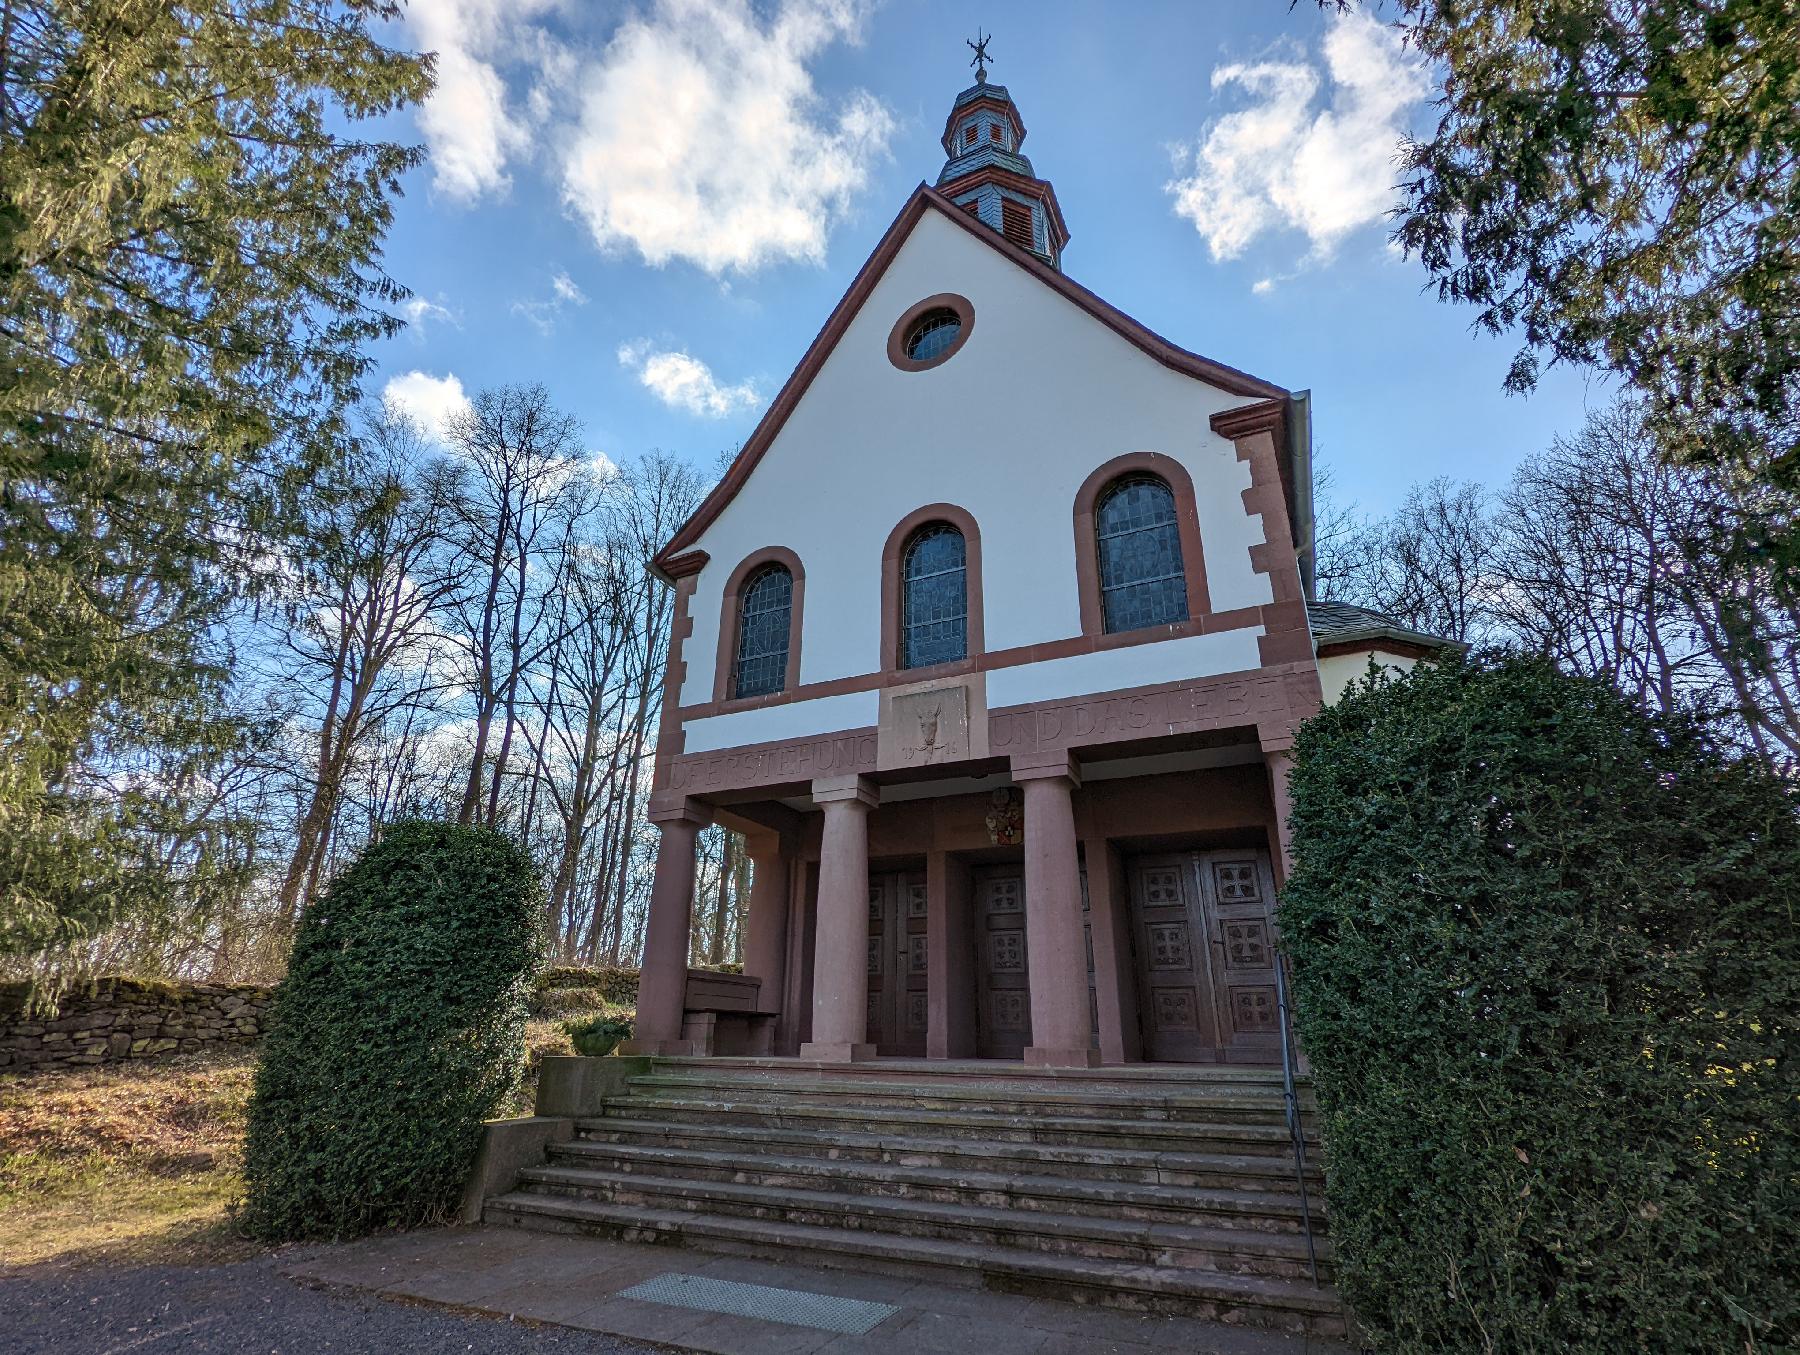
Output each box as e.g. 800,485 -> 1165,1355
1318,649 -> 1419,705
985,629 -> 1264,709
683,690 -> 881,754
680,206 -> 1279,738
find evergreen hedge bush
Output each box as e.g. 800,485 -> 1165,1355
242,820 -> 544,1240
1281,654 -> 1797,1353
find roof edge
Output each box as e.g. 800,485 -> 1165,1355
651,185 -> 1290,572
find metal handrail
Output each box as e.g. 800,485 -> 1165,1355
1274,952 -> 1321,1285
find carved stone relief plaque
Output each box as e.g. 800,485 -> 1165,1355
877,674 -> 988,770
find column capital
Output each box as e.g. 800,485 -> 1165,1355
1009,750 -> 1081,788
811,774 -> 880,809
647,794 -> 712,828
1260,732 -> 1297,756
741,828 -> 788,863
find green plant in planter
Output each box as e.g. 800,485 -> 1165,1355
563,1013 -> 632,1058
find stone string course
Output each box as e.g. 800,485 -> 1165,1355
0,976 -> 275,1073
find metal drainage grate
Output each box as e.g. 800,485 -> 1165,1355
616,1272 -> 900,1335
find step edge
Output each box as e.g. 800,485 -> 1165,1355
483,1192 -> 1342,1314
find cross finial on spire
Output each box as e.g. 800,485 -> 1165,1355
967,29 -> 993,84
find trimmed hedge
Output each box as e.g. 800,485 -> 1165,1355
242,821 -> 544,1240
1280,654 -> 1797,1353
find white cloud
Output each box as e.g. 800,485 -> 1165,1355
403,0 -> 559,203
382,370 -> 473,443
512,268 -> 589,333
618,340 -> 760,418
1167,11 -> 1429,263
561,0 -> 894,273
552,270 -> 587,305
399,294 -> 460,335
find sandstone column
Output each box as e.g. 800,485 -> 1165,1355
1015,754 -> 1100,1068
741,832 -> 789,1016
624,799 -> 709,1053
799,774 -> 879,1062
1263,744 -> 1297,886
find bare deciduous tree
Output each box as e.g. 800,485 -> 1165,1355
437,384 -> 587,828
274,407 -> 455,919
1320,400 -> 1800,764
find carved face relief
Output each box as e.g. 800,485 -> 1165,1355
883,686 -> 971,767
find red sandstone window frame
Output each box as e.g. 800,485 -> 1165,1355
712,546 -> 806,705
1071,454 -> 1212,638
880,503 -> 985,677
886,293 -> 975,372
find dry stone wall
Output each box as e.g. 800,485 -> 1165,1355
0,976 -> 275,1072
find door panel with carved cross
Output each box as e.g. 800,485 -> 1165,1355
866,871 -> 927,1056
1201,851 -> 1282,1061
1127,848 -> 1281,1063
973,868 -> 1031,1059
1127,854 -> 1222,1061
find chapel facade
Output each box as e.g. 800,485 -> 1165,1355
624,73 -> 1440,1071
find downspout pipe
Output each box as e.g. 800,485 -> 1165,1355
1285,390 -> 1316,602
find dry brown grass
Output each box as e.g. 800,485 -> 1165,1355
0,991 -> 632,1267
0,1048 -> 263,1267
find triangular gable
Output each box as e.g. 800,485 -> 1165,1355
651,183 -> 1289,575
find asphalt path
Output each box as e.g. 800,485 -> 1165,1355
1,1257 -> 661,1355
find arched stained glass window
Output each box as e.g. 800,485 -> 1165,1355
901,524 -> 967,669
732,563 -> 792,698
1096,475 -> 1188,633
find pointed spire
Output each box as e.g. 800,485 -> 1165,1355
935,49 -> 1070,270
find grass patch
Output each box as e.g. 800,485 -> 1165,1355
0,1048 -> 262,1267
0,976 -> 639,1264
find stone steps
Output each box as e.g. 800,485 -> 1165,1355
575,1117 -> 1324,1191
517,1161 -> 1330,1280
489,1057 -> 1341,1336
483,1192 -> 1345,1338
647,1055 -> 1295,1086
627,1073 -> 1317,1124
547,1138 -> 1326,1233
596,1093 -> 1304,1155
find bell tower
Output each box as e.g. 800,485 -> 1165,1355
937,34 -> 1070,270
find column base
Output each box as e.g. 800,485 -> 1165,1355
619,1038 -> 706,1057
1024,1044 -> 1103,1069
798,1041 -> 877,1063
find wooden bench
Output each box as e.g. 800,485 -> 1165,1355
679,969 -> 774,1056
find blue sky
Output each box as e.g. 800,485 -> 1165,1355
372,0 -> 1604,519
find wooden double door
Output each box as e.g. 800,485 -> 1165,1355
970,865 -> 1096,1060
866,871 -> 928,1055
1128,849 -> 1282,1063
865,864 -> 1096,1061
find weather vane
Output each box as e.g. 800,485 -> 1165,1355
967,29 -> 993,84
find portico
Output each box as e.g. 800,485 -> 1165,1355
626,658 -> 1315,1068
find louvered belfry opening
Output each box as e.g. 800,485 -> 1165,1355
1001,199 -> 1033,251
936,76 -> 1068,270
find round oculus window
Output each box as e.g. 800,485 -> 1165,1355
886,293 -> 974,371
905,308 -> 962,362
